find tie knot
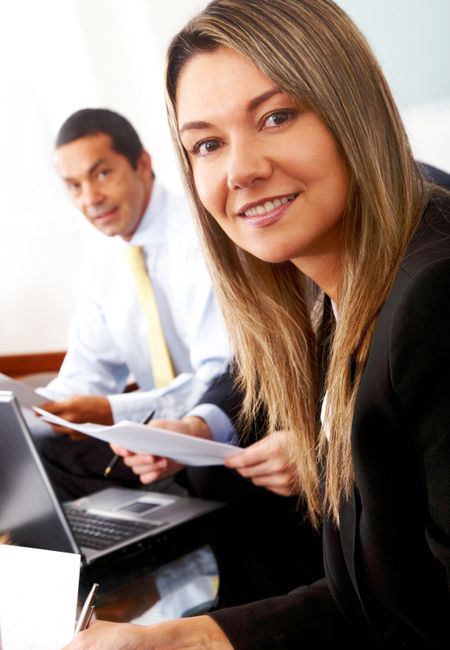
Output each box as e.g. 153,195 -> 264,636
126,245 -> 146,272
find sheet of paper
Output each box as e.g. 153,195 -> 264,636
0,544 -> 80,650
34,407 -> 237,466
0,374 -> 47,409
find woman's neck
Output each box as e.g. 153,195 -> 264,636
291,248 -> 341,304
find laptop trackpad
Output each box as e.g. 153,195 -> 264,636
117,500 -> 161,515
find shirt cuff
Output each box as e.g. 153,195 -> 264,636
187,403 -> 237,445
107,392 -> 157,424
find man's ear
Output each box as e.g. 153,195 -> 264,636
138,149 -> 153,177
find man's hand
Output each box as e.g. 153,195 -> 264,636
110,416 -> 211,484
39,395 -> 113,440
224,430 -> 301,496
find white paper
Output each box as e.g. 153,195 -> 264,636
34,407 -> 237,466
0,545 -> 80,650
0,374 -> 47,409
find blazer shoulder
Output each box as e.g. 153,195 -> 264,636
401,194 -> 450,278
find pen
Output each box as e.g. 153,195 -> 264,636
103,409 -> 155,477
74,582 -> 99,635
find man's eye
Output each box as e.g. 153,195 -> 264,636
192,139 -> 221,157
67,183 -> 80,193
98,169 -> 110,179
264,110 -> 295,128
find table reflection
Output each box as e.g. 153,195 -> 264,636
78,545 -> 219,625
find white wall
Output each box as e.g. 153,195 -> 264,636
0,0 -> 448,355
338,0 -> 450,172
0,0 -> 99,354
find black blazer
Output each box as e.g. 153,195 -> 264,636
211,195 -> 450,649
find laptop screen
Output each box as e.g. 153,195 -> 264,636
0,391 -> 79,554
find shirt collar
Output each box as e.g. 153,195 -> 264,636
128,182 -> 168,247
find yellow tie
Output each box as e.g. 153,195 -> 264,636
126,245 -> 175,388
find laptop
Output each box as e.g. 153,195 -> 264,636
0,391 -> 225,572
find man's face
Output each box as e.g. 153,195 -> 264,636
56,133 -> 152,240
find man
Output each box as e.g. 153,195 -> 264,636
39,108 -> 233,498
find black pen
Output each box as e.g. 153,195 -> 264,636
103,410 -> 156,477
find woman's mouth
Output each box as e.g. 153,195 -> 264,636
238,193 -> 298,227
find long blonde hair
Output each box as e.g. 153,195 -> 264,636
166,0 -> 428,526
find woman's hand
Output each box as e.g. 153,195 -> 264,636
61,615 -> 233,649
62,620 -> 147,649
224,430 -> 301,496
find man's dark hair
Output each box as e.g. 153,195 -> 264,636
55,108 -> 144,169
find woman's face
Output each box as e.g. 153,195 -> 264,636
176,46 -> 350,290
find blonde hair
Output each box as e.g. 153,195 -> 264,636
166,0 -> 428,525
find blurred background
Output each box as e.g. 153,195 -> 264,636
0,0 -> 449,355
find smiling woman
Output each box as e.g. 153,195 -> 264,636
164,1 -> 450,647
167,0 -> 430,523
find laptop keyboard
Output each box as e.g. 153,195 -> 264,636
65,507 -> 159,550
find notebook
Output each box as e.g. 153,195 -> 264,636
0,390 -> 225,570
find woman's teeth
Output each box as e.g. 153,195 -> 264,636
244,193 -> 297,217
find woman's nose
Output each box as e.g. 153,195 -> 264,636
227,140 -> 272,190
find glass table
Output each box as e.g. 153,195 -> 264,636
78,544 -> 219,625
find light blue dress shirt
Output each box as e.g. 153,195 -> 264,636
43,183 -> 235,443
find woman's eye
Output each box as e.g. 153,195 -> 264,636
192,139 -> 221,157
264,110 -> 295,128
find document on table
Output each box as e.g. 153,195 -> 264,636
0,373 -> 47,409
34,407 -> 237,466
0,544 -> 80,650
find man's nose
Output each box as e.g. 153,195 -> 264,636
79,183 -> 103,211
227,140 -> 272,191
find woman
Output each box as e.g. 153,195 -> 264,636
64,0 -> 449,647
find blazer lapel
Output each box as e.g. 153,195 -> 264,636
338,489 -> 359,595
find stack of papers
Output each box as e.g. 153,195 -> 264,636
34,407 -> 237,466
0,544 -> 80,649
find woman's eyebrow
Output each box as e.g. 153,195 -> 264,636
247,87 -> 281,112
179,87 -> 282,135
179,120 -> 211,135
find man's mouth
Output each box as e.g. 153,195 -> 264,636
91,206 -> 118,221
